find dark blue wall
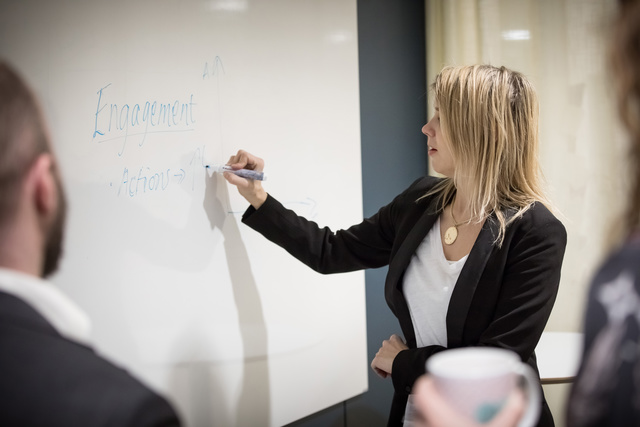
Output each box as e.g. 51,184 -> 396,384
286,1 -> 427,425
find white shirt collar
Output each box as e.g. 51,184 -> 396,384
0,267 -> 92,345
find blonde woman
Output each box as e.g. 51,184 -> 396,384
223,64 -> 566,427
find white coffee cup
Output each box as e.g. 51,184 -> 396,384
426,347 -> 541,427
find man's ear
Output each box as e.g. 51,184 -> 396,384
28,153 -> 57,218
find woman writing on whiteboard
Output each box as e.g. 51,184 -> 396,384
222,64 -> 566,427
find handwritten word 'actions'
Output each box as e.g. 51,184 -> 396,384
117,166 -> 186,198
93,83 -> 197,156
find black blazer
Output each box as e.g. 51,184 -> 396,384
0,290 -> 180,427
243,176 -> 567,427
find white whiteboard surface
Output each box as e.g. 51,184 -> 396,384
0,1 -> 367,425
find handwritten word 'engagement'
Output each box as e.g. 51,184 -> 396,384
93,83 -> 197,156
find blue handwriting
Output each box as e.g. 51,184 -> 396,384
93,83 -> 197,156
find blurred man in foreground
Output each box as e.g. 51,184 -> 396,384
0,61 -> 181,427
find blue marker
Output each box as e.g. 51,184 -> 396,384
207,164 -> 267,181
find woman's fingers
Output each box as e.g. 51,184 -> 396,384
221,150 -> 268,209
227,149 -> 264,171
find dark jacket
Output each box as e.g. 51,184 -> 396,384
567,235 -> 640,427
242,176 -> 567,426
0,290 -> 180,427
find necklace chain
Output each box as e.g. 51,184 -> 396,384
450,204 -> 463,227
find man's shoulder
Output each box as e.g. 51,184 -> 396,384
0,292 -> 180,426
0,290 -> 60,335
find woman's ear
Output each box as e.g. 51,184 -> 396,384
29,153 -> 57,218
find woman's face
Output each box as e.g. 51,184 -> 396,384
422,104 -> 455,177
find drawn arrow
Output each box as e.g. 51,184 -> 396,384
174,169 -> 186,184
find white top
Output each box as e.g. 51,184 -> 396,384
402,217 -> 469,427
403,217 -> 469,347
0,267 -> 92,345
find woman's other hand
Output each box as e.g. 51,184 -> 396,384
223,149 -> 268,209
371,334 -> 408,378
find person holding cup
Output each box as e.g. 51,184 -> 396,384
222,64 -> 566,427
411,348 -> 534,427
411,372 -> 525,427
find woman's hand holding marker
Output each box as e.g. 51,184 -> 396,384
223,149 -> 268,209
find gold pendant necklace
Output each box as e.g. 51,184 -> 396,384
444,224 -> 459,245
444,201 -> 463,245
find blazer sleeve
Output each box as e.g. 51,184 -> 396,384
391,206 -> 567,395
126,392 -> 181,427
241,178 -> 432,274
392,345 -> 446,394
241,194 -> 392,272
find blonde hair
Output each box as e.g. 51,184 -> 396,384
426,64 -> 552,246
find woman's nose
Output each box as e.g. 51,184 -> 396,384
422,123 -> 432,137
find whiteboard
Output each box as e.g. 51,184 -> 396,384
0,1 -> 367,425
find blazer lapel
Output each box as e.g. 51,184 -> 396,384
446,214 -> 500,348
385,197 -> 440,346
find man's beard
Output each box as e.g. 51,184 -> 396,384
42,175 -> 67,278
